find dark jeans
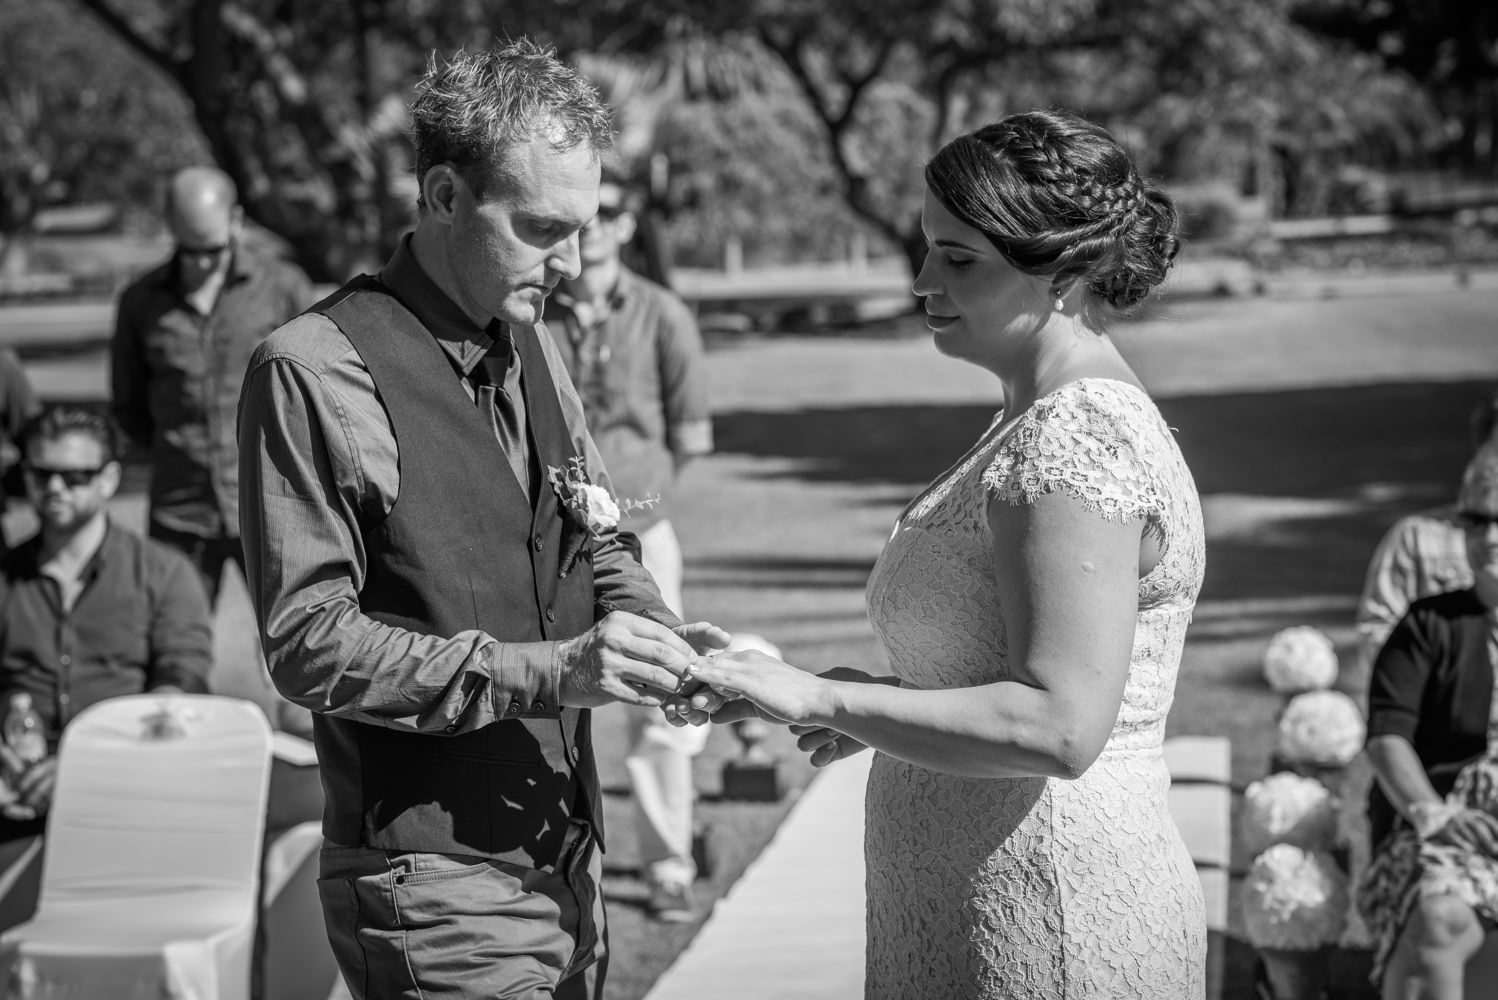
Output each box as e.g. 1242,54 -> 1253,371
318,820 -> 607,1000
147,523 -> 246,608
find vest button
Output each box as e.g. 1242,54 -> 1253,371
531,700 -> 545,712
569,745 -> 581,765
508,699 -> 522,714
533,535 -> 544,552
545,608 -> 556,623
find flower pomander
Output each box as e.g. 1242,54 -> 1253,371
1241,772 -> 1340,857
1276,690 -> 1366,768
1241,844 -> 1349,950
1262,626 -> 1339,695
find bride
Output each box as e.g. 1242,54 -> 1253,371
682,108 -> 1207,998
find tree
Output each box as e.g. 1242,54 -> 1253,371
0,0 -> 204,273
675,0 -> 1435,270
53,0 -> 785,281
1295,0 -> 1498,172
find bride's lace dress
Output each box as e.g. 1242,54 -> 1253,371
863,378 -> 1207,998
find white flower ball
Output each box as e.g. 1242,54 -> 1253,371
1241,772 -> 1339,856
1241,844 -> 1349,950
1262,626 -> 1339,695
1277,690 -> 1366,768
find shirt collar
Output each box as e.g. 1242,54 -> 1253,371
8,516 -> 120,580
379,235 -> 494,375
167,241 -> 257,291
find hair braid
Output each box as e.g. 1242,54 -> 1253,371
925,108 -> 1180,315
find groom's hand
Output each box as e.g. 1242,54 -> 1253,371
659,623 -> 731,726
557,611 -> 696,708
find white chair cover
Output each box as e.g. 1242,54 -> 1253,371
0,694 -> 272,1000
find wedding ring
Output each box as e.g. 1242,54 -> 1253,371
675,661 -> 698,692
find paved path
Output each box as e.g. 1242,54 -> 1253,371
644,752 -> 871,1000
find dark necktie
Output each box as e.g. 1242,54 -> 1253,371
472,325 -> 532,500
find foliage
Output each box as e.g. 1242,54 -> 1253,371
654,84 -> 904,268
0,0 -> 204,264
1295,0 -> 1498,170
4,0 -> 1475,282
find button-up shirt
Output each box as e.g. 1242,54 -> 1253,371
238,237 -> 678,737
0,521 -> 212,749
1355,505 -> 1473,672
544,267 -> 712,531
111,245 -> 313,540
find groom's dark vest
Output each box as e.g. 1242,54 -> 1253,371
309,275 -> 599,870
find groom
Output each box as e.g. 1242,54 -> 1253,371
237,40 -> 725,999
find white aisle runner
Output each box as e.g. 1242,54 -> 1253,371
644,751 -> 872,1000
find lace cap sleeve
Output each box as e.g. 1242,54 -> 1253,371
982,380 -> 1166,527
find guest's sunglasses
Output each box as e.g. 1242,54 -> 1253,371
1458,509 -> 1498,532
22,463 -> 105,488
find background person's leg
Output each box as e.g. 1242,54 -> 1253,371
624,519 -> 708,919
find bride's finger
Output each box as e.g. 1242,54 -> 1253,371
794,727 -> 839,753
809,739 -> 842,767
709,699 -> 761,725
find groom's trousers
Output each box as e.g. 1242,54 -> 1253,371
317,818 -> 607,999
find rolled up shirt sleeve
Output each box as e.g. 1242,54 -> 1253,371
237,324 -> 562,734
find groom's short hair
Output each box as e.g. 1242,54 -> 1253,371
409,38 -> 614,212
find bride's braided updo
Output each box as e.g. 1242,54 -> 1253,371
925,109 -> 1179,312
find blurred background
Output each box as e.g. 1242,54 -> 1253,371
2,0 -> 1495,301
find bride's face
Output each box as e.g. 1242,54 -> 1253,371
911,188 -> 1049,369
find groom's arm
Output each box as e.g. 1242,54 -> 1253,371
238,321 -> 567,735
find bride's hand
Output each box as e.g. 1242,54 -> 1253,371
785,668 -> 896,764
788,724 -> 868,767
693,648 -> 837,728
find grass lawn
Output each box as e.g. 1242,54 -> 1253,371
14,273 -> 1494,1000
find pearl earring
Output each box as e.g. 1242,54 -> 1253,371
1054,295 -> 1065,312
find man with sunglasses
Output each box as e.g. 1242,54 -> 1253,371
0,405 -> 323,998
110,166 -> 313,609
543,170 -> 713,922
0,405 -> 211,840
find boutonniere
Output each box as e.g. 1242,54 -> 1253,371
548,457 -> 659,576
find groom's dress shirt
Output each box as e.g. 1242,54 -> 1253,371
238,237 -> 675,737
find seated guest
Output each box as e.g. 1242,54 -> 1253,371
1358,443 -> 1498,1000
0,405 -> 321,1000
1355,390 -> 1498,674
0,404 -> 211,834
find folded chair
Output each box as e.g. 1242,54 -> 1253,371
0,694 -> 272,1000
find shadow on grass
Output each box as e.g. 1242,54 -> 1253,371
711,378 -> 1494,609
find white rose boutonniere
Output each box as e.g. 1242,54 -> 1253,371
574,481 -> 622,533
547,457 -> 659,575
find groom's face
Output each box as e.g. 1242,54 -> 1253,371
446,129 -> 601,327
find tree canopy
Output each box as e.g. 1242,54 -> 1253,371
0,0 -> 1469,282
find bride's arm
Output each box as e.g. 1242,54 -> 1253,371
698,489 -> 1143,780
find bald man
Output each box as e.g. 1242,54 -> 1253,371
111,166 -> 313,607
